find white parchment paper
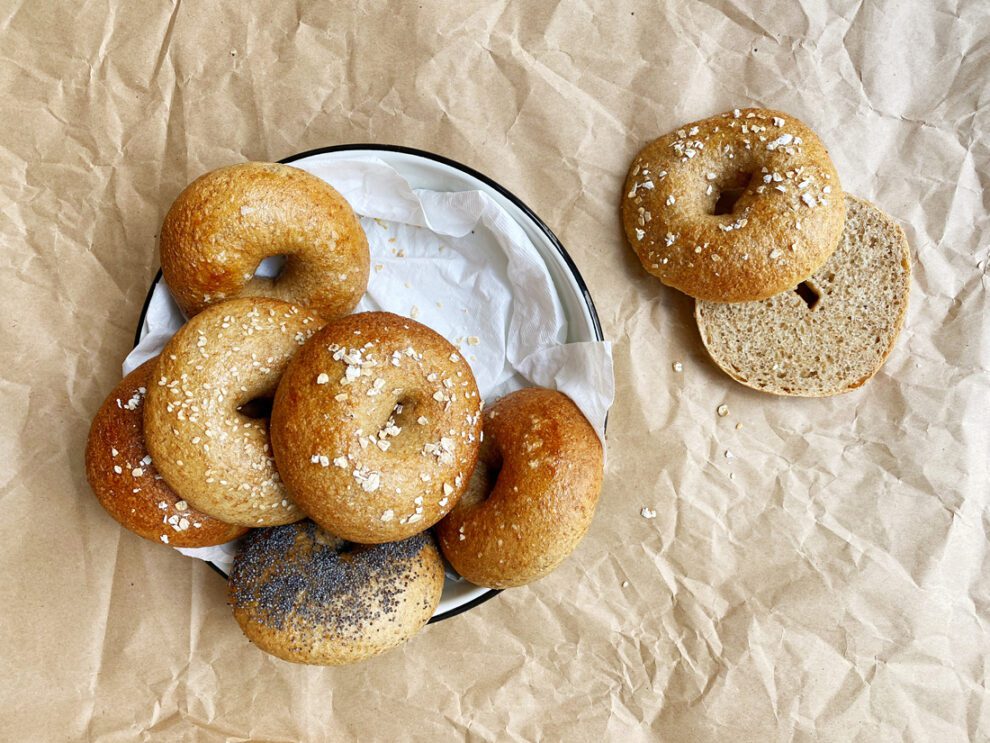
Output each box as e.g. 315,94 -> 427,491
124,156 -> 614,573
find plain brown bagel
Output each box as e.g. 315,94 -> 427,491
622,108 -> 845,302
271,311 -> 483,544
160,162 -> 370,319
229,521 -> 444,665
85,359 -> 249,547
435,388 -> 604,589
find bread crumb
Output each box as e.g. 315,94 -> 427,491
410,305 -> 420,319
717,404 -> 729,417
672,361 -> 683,373
640,507 -> 657,519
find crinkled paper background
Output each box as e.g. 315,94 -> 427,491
1,1 -> 988,740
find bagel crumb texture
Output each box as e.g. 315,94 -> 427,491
436,388 -> 603,589
695,195 -> 911,396
143,297 -> 324,526
623,108 -> 846,302
271,311 -> 483,544
229,522 -> 444,665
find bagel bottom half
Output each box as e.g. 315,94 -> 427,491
228,521 -> 444,665
436,388 -> 604,589
695,195 -> 911,396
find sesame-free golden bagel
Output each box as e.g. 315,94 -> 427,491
436,388 -> 603,589
160,162 -> 370,319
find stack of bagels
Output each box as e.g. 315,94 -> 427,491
86,162 -> 604,665
622,107 -> 910,396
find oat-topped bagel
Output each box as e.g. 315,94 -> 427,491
160,162 -> 370,319
436,388 -> 604,589
85,359 -> 249,547
229,522 -> 444,665
271,311 -> 482,544
144,297 -> 324,526
622,108 -> 845,302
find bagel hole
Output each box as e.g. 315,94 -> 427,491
713,188 -> 746,215
371,396 -> 421,454
460,449 -> 502,508
254,254 -> 287,280
794,280 -> 822,310
709,170 -> 754,215
237,396 -> 274,419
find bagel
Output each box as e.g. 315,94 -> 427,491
435,388 -> 603,589
160,162 -> 370,319
622,108 -> 845,302
144,297 -> 324,526
229,521 -> 444,665
270,311 -> 482,544
85,359 -> 249,547
695,195 -> 911,396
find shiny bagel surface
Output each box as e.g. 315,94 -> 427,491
436,388 -> 604,589
85,359 -> 249,547
160,162 -> 369,319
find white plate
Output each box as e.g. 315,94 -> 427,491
134,145 -> 604,622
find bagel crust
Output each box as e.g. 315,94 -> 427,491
436,388 -> 604,589
229,522 -> 444,665
85,359 -> 249,547
271,312 -> 483,544
622,108 -> 845,302
144,297 -> 324,526
160,162 -> 370,319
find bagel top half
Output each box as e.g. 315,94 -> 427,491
623,108 -> 845,302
